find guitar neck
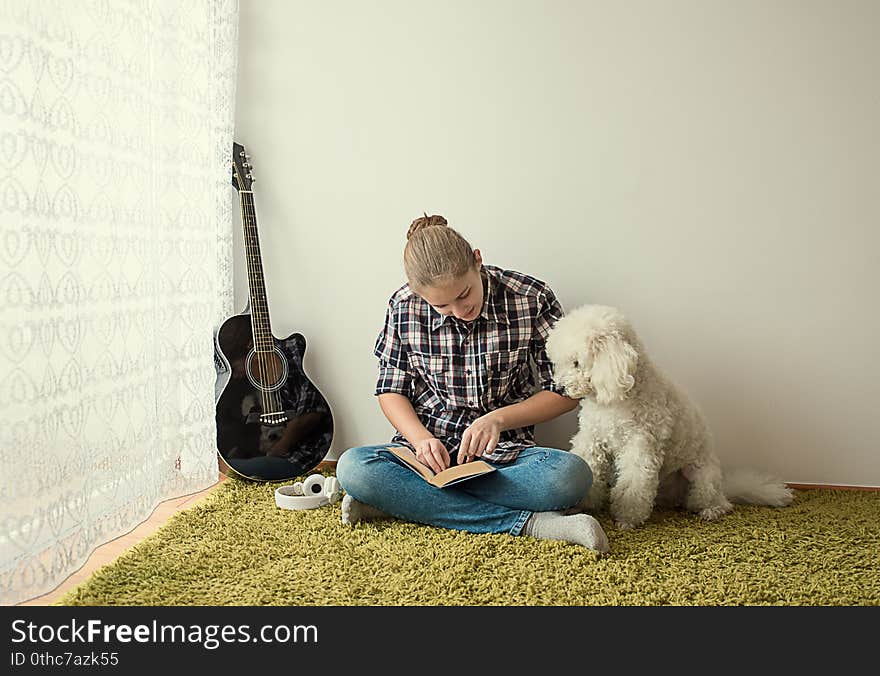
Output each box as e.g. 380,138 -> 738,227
238,190 -> 274,351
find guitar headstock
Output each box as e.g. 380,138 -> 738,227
231,141 -> 255,191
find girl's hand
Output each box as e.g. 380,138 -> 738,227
414,438 -> 450,474
458,413 -> 503,464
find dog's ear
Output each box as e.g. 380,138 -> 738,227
587,331 -> 638,404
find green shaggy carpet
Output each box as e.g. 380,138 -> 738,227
58,475 -> 879,606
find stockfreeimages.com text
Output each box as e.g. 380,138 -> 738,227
10,619 -> 317,651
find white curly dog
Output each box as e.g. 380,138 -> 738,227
546,304 -> 793,530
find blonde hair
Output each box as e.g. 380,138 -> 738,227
404,213 -> 477,289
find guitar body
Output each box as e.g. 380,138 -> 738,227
214,308 -> 334,481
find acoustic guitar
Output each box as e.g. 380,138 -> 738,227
213,142 -> 334,481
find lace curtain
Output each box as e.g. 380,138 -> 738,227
0,0 -> 238,605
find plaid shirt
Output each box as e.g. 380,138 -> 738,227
373,264 -> 564,463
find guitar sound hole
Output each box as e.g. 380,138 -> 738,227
245,349 -> 287,391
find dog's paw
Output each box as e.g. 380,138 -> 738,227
698,504 -> 733,521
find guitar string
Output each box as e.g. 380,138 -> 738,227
246,193 -> 275,417
251,191 -> 284,416
239,191 -> 265,416
243,190 -> 283,417
241,191 -> 271,420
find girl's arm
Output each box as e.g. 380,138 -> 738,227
377,393 -> 434,445
457,390 -> 578,463
377,393 -> 450,472
490,390 -> 578,430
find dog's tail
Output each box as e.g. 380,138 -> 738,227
722,467 -> 794,506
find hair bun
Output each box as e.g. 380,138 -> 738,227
407,213 -> 448,240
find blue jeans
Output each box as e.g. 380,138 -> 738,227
335,444 -> 592,535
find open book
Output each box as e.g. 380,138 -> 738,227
388,446 -> 495,488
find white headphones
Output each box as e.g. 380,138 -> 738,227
274,474 -> 343,511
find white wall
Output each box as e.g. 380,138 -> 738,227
232,0 -> 879,486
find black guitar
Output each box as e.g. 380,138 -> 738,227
213,142 -> 334,481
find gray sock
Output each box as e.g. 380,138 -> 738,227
523,511 -> 610,553
341,494 -> 389,525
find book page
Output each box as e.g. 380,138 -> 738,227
387,446 -> 434,482
429,460 -> 494,487
388,446 -> 495,487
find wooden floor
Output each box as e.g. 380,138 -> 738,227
17,479 -> 224,606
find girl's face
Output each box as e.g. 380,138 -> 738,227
416,250 -> 485,322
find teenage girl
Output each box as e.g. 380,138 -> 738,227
336,214 -> 608,552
